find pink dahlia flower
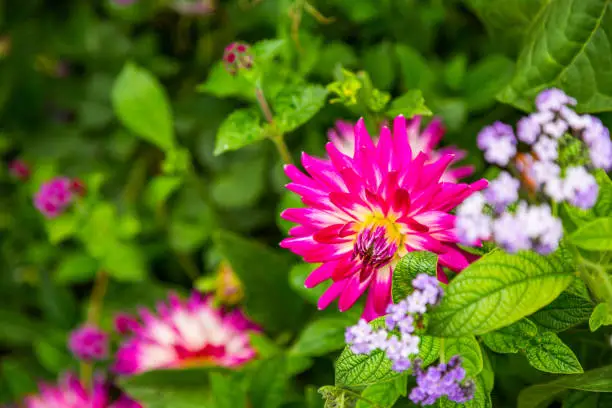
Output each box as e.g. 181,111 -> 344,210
34,177 -> 73,218
8,159 -> 30,180
327,116 -> 474,183
24,373 -> 141,408
113,292 -> 260,375
282,116 -> 486,320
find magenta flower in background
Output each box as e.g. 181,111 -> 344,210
328,116 -> 474,183
23,373 -> 141,408
281,116 -> 486,320
8,159 -> 30,181
68,324 -> 109,361
113,292 -> 260,375
34,177 -> 74,218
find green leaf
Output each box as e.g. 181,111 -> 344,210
103,242 -> 147,282
563,391 -> 612,408
211,157 -> 266,209
428,250 -> 574,337
442,336 -> 483,377
386,90 -> 432,118
356,381 -> 401,408
247,356 -> 288,408
464,55 -> 515,111
209,372 -> 247,408
214,108 -> 265,156
481,319 -> 538,354
498,0 -> 612,113
589,303 -> 612,331
197,62 -> 256,101
570,218 -> 612,251
362,42 -> 395,90
112,62 -> 175,150
524,332 -> 583,374
54,252 -> 98,284
272,84 -> 328,133
319,386 -> 359,408
215,230 -> 304,332
518,364 -> 612,408
45,213 -> 77,244
391,251 -> 438,303
394,45 -> 435,93
419,336 -> 442,367
288,263 -> 330,305
145,176 -> 183,208
291,315 -> 354,357
120,368 -> 214,408
530,290 -> 594,332
335,347 -> 399,388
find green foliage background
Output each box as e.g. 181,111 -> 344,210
2,0 -> 612,407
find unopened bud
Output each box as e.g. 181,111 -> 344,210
223,42 -> 253,76
8,159 -> 30,181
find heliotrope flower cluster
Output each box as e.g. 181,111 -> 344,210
328,116 -> 474,183
456,88 -> 612,254
113,292 -> 260,375
345,274 -> 473,406
282,115 -> 486,320
68,324 -> 109,362
23,373 -> 141,408
345,273 -> 442,372
34,176 -> 84,218
410,356 -> 475,405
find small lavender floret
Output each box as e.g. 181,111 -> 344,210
484,171 -> 520,212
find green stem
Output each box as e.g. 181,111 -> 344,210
254,87 -> 293,164
81,270 -> 109,389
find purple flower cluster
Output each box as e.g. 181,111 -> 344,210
458,88 -> 611,254
345,274 -> 443,372
68,324 -> 109,361
410,356 -> 475,406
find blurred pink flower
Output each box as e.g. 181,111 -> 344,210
328,116 -> 474,183
223,42 -> 253,76
68,324 -> 109,361
34,177 -> 74,218
281,116 -> 486,320
24,373 -> 140,408
113,292 -> 260,375
8,159 -> 30,181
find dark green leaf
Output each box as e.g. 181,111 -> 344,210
392,251 -> 438,303
481,319 -> 538,354
418,336 -> 442,367
518,364 -> 612,408
498,0 -> 612,113
428,250 -> 574,337
291,315 -> 354,357
112,62 -> 175,150
215,230 -> 304,332
288,263 -> 330,305
120,368 -> 214,408
335,347 -> 399,388
524,332 -> 583,374
530,290 -> 594,332
209,372 -> 247,408
54,252 -> 98,284
247,356 -> 288,408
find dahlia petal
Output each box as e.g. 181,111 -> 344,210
392,115 -> 412,168
442,165 -> 474,182
436,264 -> 449,284
421,117 -> 445,151
377,126 -> 393,171
370,265 -> 393,316
304,262 -> 336,288
438,244 -> 471,272
391,188 -> 411,214
317,280 -> 348,310
338,273 -> 373,311
313,224 -> 354,244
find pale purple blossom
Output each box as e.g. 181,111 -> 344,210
516,115 -> 541,144
409,357 -> 474,406
589,137 -> 612,171
477,122 -> 517,166
484,171 -> 520,212
535,88 -> 576,112
492,211 -> 531,253
455,213 -> 492,245
533,136 -> 558,161
563,166 -> 599,209
532,161 -> 560,187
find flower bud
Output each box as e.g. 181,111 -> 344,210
223,42 -> 253,76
